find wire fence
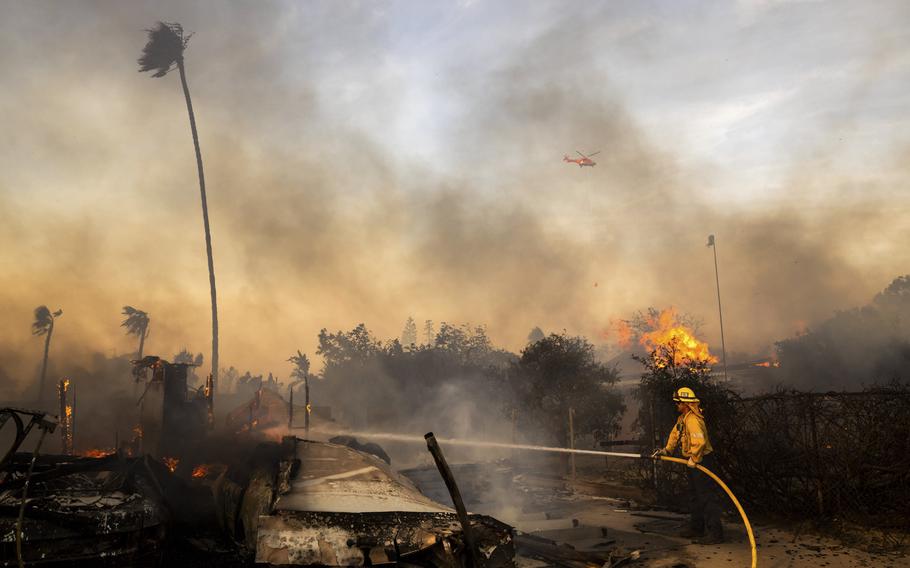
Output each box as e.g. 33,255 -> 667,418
641,385 -> 910,534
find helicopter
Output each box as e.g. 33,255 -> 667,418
563,150 -> 600,167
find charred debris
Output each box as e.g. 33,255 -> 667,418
2,357 -> 614,567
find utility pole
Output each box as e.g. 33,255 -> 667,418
707,234 -> 728,382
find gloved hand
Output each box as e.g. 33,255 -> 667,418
651,448 -> 667,458
687,457 -> 697,468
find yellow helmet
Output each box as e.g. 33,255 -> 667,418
672,387 -> 700,403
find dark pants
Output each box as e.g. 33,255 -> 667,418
687,453 -> 723,538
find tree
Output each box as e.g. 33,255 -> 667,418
527,326 -> 545,344
288,350 -> 311,383
423,319 -> 435,346
221,366 -> 240,394
121,306 -> 150,359
317,324 -> 382,374
507,333 -> 624,446
139,22 -> 219,388
435,322 -> 495,364
775,275 -> 910,389
401,317 -> 418,347
620,307 -> 704,340
288,350 -> 312,431
174,349 -> 204,385
32,306 -> 62,402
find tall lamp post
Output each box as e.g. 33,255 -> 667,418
707,234 -> 728,382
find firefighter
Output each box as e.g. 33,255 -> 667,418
653,387 -> 724,544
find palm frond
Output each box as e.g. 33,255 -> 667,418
174,348 -> 193,364
32,305 -> 53,336
138,21 -> 189,78
288,350 -> 311,379
121,305 -> 150,336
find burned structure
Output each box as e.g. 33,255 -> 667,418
1,383 -> 519,567
1,451 -> 171,565
133,356 -> 214,458
218,436 -> 514,567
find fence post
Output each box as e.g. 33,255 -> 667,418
649,394 -> 658,489
808,401 -> 824,517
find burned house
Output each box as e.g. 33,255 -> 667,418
218,436 -> 514,567
2,392 -> 517,567
133,356 -> 213,458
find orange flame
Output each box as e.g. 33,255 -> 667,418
754,361 -> 780,368
609,319 -> 635,349
162,457 -> 179,473
81,448 -> 114,458
637,308 -> 717,367
192,464 -> 212,478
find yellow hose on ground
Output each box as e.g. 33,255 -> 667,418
656,455 -> 757,568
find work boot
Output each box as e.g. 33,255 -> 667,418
693,533 -> 725,545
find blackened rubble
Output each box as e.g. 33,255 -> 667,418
230,437 -> 515,566
0,451 -> 170,565
1,360 -> 615,567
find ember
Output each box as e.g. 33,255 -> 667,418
81,448 -> 114,458
192,464 -> 211,478
163,456 -> 179,472
58,378 -> 74,455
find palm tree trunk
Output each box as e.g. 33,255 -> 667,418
138,326 -> 147,360
177,59 -> 219,390
39,321 -> 53,403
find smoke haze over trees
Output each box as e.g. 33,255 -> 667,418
503,333 -> 624,446
775,275 -> 910,390
0,2 -> 908,394
312,323 -> 625,453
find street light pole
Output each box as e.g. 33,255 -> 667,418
707,234 -> 728,382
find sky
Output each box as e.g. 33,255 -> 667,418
1,0 -> 909,389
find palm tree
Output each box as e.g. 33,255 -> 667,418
139,22 -> 219,388
121,306 -> 150,359
32,306 -> 62,402
288,351 -> 311,434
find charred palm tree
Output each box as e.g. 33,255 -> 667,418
288,351 -> 312,434
121,306 -> 150,359
139,22 -> 219,388
32,306 -> 62,402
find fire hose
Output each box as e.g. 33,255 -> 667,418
656,455 -> 757,568
315,431 -> 759,567
596,450 -> 757,568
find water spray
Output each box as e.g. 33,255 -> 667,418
306,428 -> 757,568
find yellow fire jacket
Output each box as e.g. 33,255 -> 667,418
664,408 -> 713,462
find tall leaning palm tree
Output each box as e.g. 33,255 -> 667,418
139,22 -> 219,388
121,306 -> 151,359
32,306 -> 62,402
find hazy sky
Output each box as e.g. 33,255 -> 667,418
1,0 -> 909,386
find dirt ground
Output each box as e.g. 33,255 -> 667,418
501,474 -> 910,568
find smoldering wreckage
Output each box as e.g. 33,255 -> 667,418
1,358 -> 639,567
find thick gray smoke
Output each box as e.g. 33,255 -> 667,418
1,1 -> 908,399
